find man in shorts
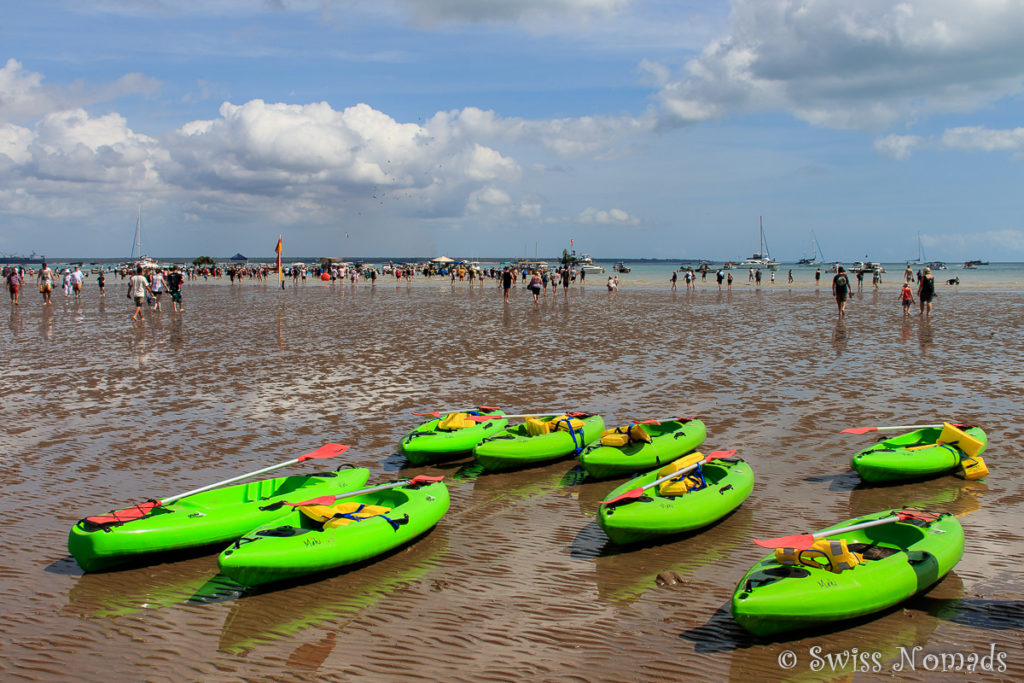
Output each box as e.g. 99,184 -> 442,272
70,265 -> 84,300
36,262 -> 54,304
166,265 -> 184,312
6,267 -> 23,305
127,265 -> 151,321
831,266 -> 854,318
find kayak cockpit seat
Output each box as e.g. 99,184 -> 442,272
600,424 -> 652,448
299,501 -> 407,530
847,543 -> 901,561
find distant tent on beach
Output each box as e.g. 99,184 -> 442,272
431,255 -> 455,263
230,253 -> 247,261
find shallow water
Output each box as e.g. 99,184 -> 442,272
1,279 -> 1022,681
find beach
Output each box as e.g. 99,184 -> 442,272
2,277 -> 1022,681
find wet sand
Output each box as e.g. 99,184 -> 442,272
2,280 -> 1022,681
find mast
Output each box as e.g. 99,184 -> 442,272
812,230 -> 826,262
760,217 -> 772,260
130,205 -> 142,260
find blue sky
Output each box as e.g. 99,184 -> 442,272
2,0 -> 1024,261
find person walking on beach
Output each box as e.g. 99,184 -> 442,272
832,266 -> 853,317
528,270 -> 542,303
36,262 -> 54,304
716,269 -> 724,289
727,272 -> 733,289
787,269 -> 793,284
670,271 -> 677,290
6,267 -> 23,305
561,267 -> 571,296
769,270 -> 775,285
501,267 -> 513,303
898,282 -> 915,316
166,265 -> 184,312
61,269 -> 72,298
748,267 -> 754,282
918,266 -> 936,316
127,266 -> 151,321
150,268 -> 166,311
97,271 -> 106,296
70,266 -> 84,300
755,268 -> 762,287
905,265 -> 914,283
814,268 -> 821,287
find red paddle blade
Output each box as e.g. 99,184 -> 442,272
84,500 -> 162,525
896,508 -> 941,522
413,411 -> 442,418
283,495 -> 337,507
466,415 -> 501,422
297,443 -> 349,462
753,533 -> 816,550
478,405 -> 500,411
705,449 -> 737,461
600,487 -> 645,506
407,475 -> 444,485
841,427 -> 878,435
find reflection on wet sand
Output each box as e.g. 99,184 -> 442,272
3,282 -> 1023,680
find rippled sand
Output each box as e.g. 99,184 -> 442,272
2,279 -> 1022,681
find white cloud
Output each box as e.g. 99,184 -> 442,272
0,59 -> 158,125
578,207 -> 639,225
875,126 -> 1024,159
874,134 -> 924,160
940,126 -> 1024,153
656,0 -> 1024,130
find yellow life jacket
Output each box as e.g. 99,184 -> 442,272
554,416 -> 585,432
438,412 -> 475,431
525,417 -> 552,436
299,501 -> 394,530
775,538 -> 863,573
657,452 -> 706,496
600,423 -> 651,447
937,422 -> 985,458
957,454 -> 989,480
629,424 -> 652,444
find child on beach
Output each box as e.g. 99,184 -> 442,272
898,282 -> 915,315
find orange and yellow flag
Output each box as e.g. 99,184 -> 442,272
274,236 -> 283,280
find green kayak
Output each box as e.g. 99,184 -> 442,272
217,479 -> 449,587
852,424 -> 987,483
69,467 -> 371,573
731,508 -> 964,637
579,418 -> 706,480
473,413 -> 605,471
598,453 -> 753,545
400,408 -> 508,465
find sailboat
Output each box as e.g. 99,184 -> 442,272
739,217 -> 779,269
906,232 -> 925,267
797,230 -> 825,265
129,206 -> 159,271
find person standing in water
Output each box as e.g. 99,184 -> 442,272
831,266 -> 853,317
814,268 -> 821,287
37,262 -> 54,304
898,282 -> 915,316
918,266 -> 936,316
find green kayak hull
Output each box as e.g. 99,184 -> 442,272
579,419 -> 707,480
473,414 -> 605,471
852,426 -> 987,482
217,480 -> 450,587
400,410 -> 508,465
68,468 -> 371,573
598,457 -> 753,545
731,509 -> 964,637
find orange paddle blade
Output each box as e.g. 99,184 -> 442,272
841,427 -> 878,434
297,443 -> 349,461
